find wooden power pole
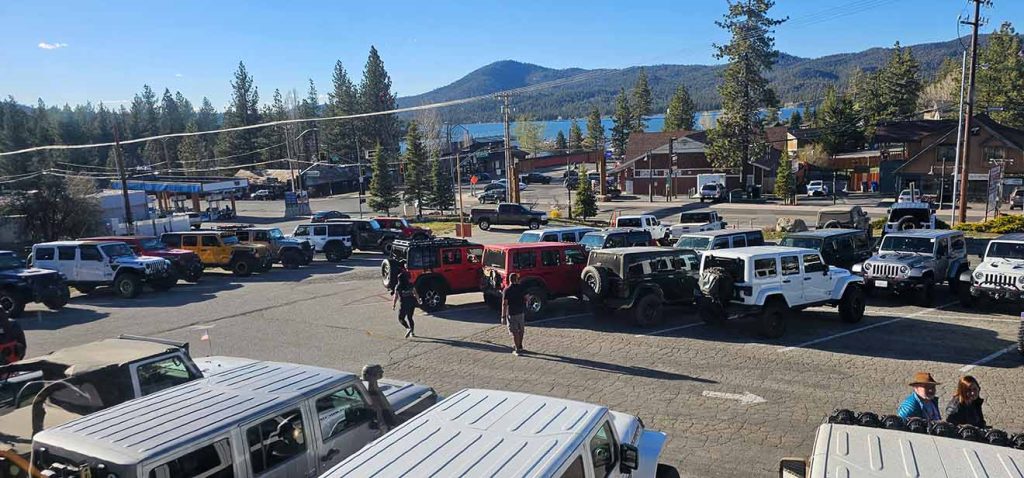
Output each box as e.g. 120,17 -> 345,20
497,92 -> 517,203
957,0 -> 985,224
112,122 -> 134,234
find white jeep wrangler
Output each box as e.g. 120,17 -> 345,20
697,246 -> 865,338
959,233 -> 1024,308
31,241 -> 174,298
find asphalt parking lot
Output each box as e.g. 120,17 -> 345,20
15,196 -> 1024,478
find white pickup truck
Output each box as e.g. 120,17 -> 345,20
614,215 -> 673,243
669,210 -> 727,237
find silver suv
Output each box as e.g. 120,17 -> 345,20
854,230 -> 968,305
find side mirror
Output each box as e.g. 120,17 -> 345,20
619,443 -> 639,472
778,458 -> 807,477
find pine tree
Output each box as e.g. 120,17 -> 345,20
610,88 -> 632,157
788,109 -> 802,129
324,60 -> 359,161
568,119 -> 584,151
368,144 -> 400,214
706,0 -> 786,175
664,84 -> 696,131
976,22 -> 1024,129
584,107 -> 605,151
158,88 -> 183,167
177,122 -> 206,173
195,97 -> 218,132
298,79 -> 320,162
817,85 -> 863,156
0,96 -> 33,176
555,130 -> 568,151
572,165 -> 598,219
358,46 -> 399,152
216,62 -> 261,165
774,156 -> 795,203
631,68 -> 652,132
402,122 -> 429,217
429,153 -> 455,212
514,116 -> 544,155
875,42 -> 922,122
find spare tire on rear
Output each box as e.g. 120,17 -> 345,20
581,266 -> 609,300
700,266 -> 735,302
897,216 -> 917,231
381,258 -> 400,292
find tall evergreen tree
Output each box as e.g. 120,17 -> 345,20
31,99 -> 58,170
174,91 -> 194,125
0,96 -> 32,175
299,79 -> 320,162
402,121 -> 429,217
195,97 -> 219,132
429,153 -> 455,212
788,109 -> 802,129
572,165 -> 597,219
159,88 -> 184,167
216,61 -> 261,165
706,0 -> 786,178
874,42 -> 922,122
324,60 -> 359,161
584,107 -> 605,151
358,46 -> 399,152
774,156 -> 795,203
555,130 -> 568,151
664,84 -> 696,131
631,68 -> 652,132
817,85 -> 863,156
977,22 -> 1024,129
610,88 -> 632,157
177,122 -> 207,172
568,119 -> 584,151
368,143 -> 400,214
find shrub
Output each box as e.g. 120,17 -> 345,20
953,215 -> 1024,233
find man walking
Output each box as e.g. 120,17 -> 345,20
897,372 -> 942,421
501,273 -> 527,356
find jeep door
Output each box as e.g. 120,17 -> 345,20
801,253 -> 833,302
32,246 -> 62,276
309,382 -> 382,473
200,235 -> 227,265
76,244 -> 110,282
934,237 -> 950,280
240,405 -> 317,478
779,255 -> 804,303
311,225 -> 329,251
180,235 -> 202,262
439,247 -> 475,292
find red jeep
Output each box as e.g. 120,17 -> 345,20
83,235 -> 204,283
381,238 -> 483,311
480,242 -> 587,318
373,217 -> 433,241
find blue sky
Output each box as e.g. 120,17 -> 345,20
1,0 -> 1021,109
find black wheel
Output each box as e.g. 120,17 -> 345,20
417,280 -> 447,312
632,293 -> 665,327
1,319 -> 26,362
524,286 -> 547,320
42,286 -> 70,311
231,258 -> 255,277
757,299 -> 787,338
528,220 -> 540,230
581,266 -> 609,300
381,240 -> 394,255
839,285 -> 865,323
656,464 -> 682,478
916,281 -> 934,306
114,273 -> 142,298
325,244 -> 345,263
897,216 -> 917,231
1017,318 -> 1023,356
698,297 -> 726,325
381,259 -> 400,290
823,220 -> 841,229
74,285 -> 96,294
478,219 -> 491,231
184,263 -> 204,282
0,289 -> 26,318
281,249 -> 302,269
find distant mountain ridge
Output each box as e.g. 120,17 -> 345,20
398,36 -> 984,123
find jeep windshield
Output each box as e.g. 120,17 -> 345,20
367,219 -> 382,230
880,236 -> 933,253
986,241 -> 1024,260
0,255 -> 24,270
779,237 -> 823,249
139,238 -> 166,251
580,234 -> 607,250
518,231 -> 543,243
101,243 -> 135,258
679,213 -> 712,223
482,249 -> 506,269
268,228 -> 285,240
222,236 -> 240,245
675,236 -> 710,250
887,208 -> 930,223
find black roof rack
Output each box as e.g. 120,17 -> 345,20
212,224 -> 257,230
392,238 -> 477,249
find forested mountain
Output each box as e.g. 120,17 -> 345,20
398,35 -> 987,123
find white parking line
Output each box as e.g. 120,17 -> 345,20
778,301 -> 956,353
959,345 -> 1019,372
530,313 -> 590,325
635,322 -> 705,337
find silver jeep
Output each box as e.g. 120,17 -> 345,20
853,230 -> 968,305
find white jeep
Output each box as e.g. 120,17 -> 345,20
697,246 -> 865,338
32,241 -> 174,298
614,214 -> 673,243
959,233 -> 1024,308
669,210 -> 727,236
291,222 -> 354,262
883,201 -> 936,234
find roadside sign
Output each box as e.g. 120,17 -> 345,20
305,170 -> 320,177
470,175 -> 478,185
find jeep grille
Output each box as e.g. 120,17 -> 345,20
873,263 -> 901,278
982,273 -> 1016,287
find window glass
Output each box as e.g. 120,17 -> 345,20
137,355 -> 199,396
541,250 -> 562,267
483,249 -> 506,268
148,439 -> 233,478
781,256 -> 800,275
246,409 -> 307,475
513,251 -> 536,269
292,226 -> 309,237
605,235 -> 626,248
803,254 -> 827,273
268,229 -> 284,240
935,239 -> 948,257
467,247 -> 483,264
236,231 -> 250,241
560,232 -> 577,243
746,232 -> 765,246
852,233 -> 870,250
629,232 -> 651,246
518,232 -> 541,243
626,259 -> 646,279
732,235 -> 747,247
565,248 -> 586,265
315,385 -> 372,440
754,258 -> 777,279
675,236 -> 711,250
222,235 -> 239,246
79,245 -> 102,261
589,422 -> 616,478
441,248 -> 462,265
182,236 -> 198,247
951,236 -> 966,252
162,235 -> 181,248
327,224 -> 350,236
313,226 -> 328,236
35,248 -> 55,260
253,231 -> 266,241
617,218 -> 642,228
580,234 -> 605,250
201,236 -> 218,247
102,243 -> 134,258
58,246 -> 76,260
712,237 -> 729,250
542,234 -> 558,242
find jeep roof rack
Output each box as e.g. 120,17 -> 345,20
211,224 -> 256,230
826,408 -> 1024,449
392,238 -> 476,249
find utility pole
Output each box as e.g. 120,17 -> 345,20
354,125 -> 364,218
497,92 -> 516,203
456,152 -> 465,231
112,122 -> 134,234
950,50 -> 968,224
668,137 -> 676,202
958,0 -> 985,224
647,150 -> 653,202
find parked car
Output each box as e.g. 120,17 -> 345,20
380,238 -> 484,311
321,388 -> 676,478
613,214 -> 673,243
958,233 -> 1024,308
249,189 -> 272,200
373,217 -> 433,241
897,189 -> 916,203
0,251 -> 68,317
883,201 -> 936,234
852,229 -> 968,305
0,336 -> 203,471
482,181 -> 509,193
32,241 -> 174,298
581,247 -> 700,326
806,180 -> 829,197
186,212 -> 203,230
161,231 -> 273,277
28,361 -> 438,478
291,222 -> 353,262
699,182 -> 726,203
471,203 -> 549,231
1009,188 -> 1024,210
492,178 -> 527,191
479,243 -> 587,318
674,229 -> 765,253
520,172 -> 552,184
580,229 -> 657,251
214,225 -> 315,268
477,189 -> 504,204
816,205 -> 871,235
518,226 -> 597,244
698,246 -> 865,338
311,210 -> 350,223
338,219 -> 401,253
669,210 -> 727,236
779,229 -> 873,270
82,235 -> 204,283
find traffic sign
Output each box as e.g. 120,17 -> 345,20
470,175 -> 478,185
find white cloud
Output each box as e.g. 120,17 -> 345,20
175,73 -> 183,78
38,41 -> 69,50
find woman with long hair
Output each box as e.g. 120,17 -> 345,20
945,375 -> 986,428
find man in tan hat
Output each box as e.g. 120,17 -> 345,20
897,372 -> 942,421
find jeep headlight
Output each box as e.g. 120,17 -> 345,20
900,265 -> 910,275
1017,275 -> 1024,285
974,271 -> 983,280
863,263 -> 872,274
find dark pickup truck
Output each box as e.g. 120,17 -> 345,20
470,203 -> 549,230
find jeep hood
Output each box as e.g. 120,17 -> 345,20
1,267 -> 60,278
379,379 -> 437,416
874,252 -> 931,266
979,258 -> 1024,271
124,255 -> 166,265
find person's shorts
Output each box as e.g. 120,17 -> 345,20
507,313 -> 525,336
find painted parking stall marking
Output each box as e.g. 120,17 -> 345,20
959,344 -> 1019,372
777,301 -> 956,353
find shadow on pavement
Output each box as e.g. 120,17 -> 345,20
68,280 -> 243,308
15,306 -> 108,330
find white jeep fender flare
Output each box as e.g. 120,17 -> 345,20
959,267 -> 974,283
831,275 -> 864,299
754,285 -> 788,307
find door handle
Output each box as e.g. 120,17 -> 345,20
782,280 -> 791,284
803,277 -> 812,281
321,448 -> 340,462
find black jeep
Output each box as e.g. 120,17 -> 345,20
580,247 -> 701,326
335,219 -> 402,253
779,229 -> 873,270
0,251 -> 69,318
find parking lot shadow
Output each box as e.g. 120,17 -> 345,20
428,303 -> 501,325
68,280 -> 242,309
15,307 -> 108,330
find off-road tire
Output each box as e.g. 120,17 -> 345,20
897,216 -> 917,231
42,286 -> 70,311
916,281 -> 934,306
0,289 -> 26,318
698,297 -> 726,325
325,243 -> 346,263
381,259 -> 400,291
1017,318 -> 1023,356
184,263 -> 204,283
231,257 -> 255,277
1,318 -> 26,361
757,298 -> 788,339
838,285 -> 865,323
478,219 -> 491,231
281,249 -> 303,269
823,220 -> 842,229
656,464 -> 682,478
581,266 -> 609,300
524,286 -> 547,320
381,240 -> 394,255
632,292 -> 665,327
74,285 -> 96,294
528,220 -> 540,230
700,267 -> 735,302
114,273 -> 142,299
417,279 -> 447,312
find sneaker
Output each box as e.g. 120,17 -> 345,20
405,329 -> 413,338
512,349 -> 520,356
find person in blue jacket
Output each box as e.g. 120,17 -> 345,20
897,372 -> 942,421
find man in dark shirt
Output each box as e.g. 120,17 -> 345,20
501,273 -> 527,355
